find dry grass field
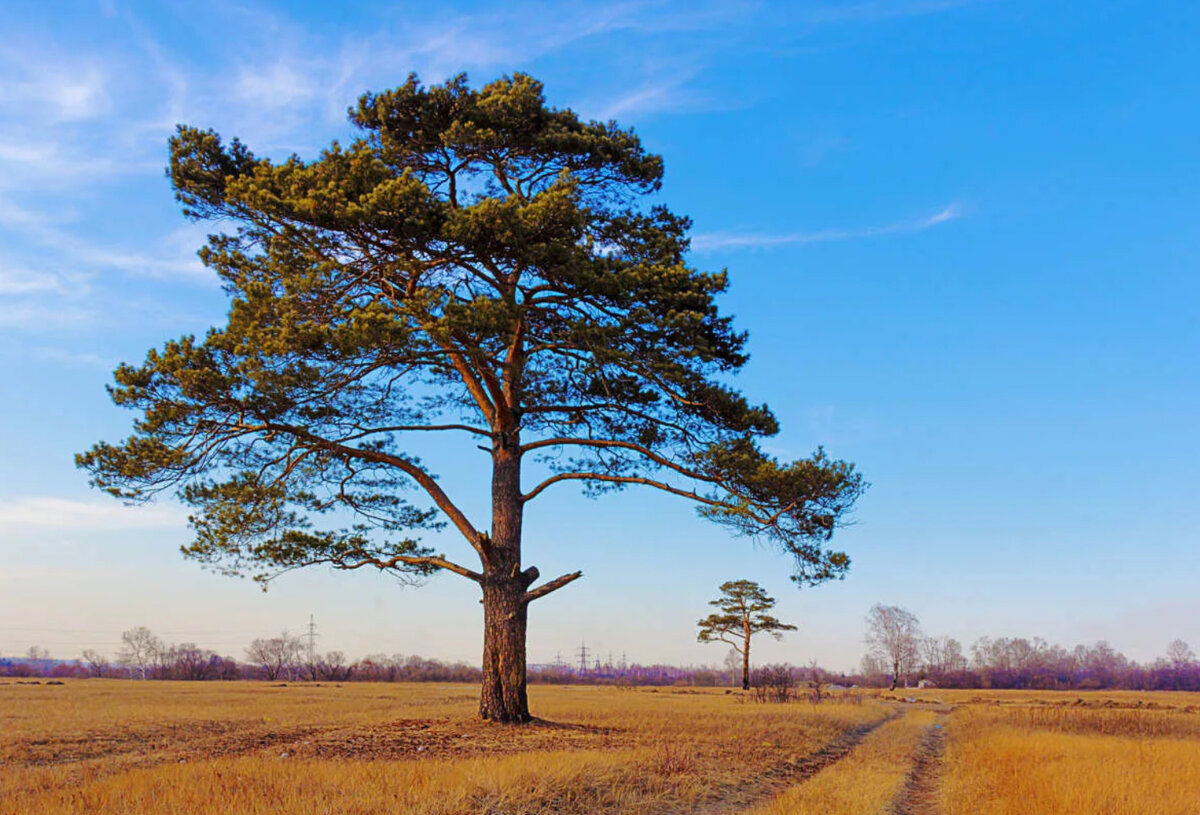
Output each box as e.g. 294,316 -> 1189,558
2,681 -> 1198,814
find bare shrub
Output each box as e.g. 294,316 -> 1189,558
751,664 -> 795,703
804,661 -> 825,704
651,740 -> 697,775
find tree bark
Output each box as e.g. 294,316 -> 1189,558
742,616 -> 752,691
478,432 -> 532,723
479,577 -> 530,722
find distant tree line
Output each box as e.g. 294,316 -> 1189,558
4,618 -> 1196,692
0,627 -> 479,683
859,604 -> 1200,691
1,627 -> 753,687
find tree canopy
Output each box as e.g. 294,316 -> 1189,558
864,603 -> 922,690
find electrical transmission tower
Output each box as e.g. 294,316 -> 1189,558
306,614 -> 318,664
576,641 -> 590,675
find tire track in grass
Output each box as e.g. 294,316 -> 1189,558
688,710 -> 901,815
889,715 -> 948,815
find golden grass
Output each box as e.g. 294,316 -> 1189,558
10,749 -> 652,815
748,709 -> 936,815
10,681 -> 1198,814
940,704 -> 1200,815
0,681 -> 887,815
877,686 -> 1200,711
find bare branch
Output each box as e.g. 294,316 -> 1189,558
524,570 -> 583,603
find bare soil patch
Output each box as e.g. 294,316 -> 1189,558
284,716 -> 631,761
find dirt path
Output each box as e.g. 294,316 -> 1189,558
889,715 -> 948,815
685,712 -> 901,815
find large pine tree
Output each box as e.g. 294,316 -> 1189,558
78,73 -> 865,723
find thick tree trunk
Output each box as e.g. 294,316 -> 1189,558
479,432 -> 532,723
479,578 -> 530,722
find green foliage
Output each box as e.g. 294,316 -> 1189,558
78,72 -> 864,589
697,579 -> 797,652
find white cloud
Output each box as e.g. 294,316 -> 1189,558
0,301 -> 96,330
588,70 -> 706,121
0,198 -> 211,283
234,59 -> 321,110
0,258 -> 95,329
49,68 -> 111,121
0,265 -> 66,295
31,347 -> 115,369
0,497 -> 186,531
799,0 -> 977,25
0,54 -> 111,122
691,201 -> 964,252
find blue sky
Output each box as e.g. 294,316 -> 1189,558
1,0 -> 1197,671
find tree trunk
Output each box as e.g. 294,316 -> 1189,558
742,618 -> 751,690
479,578 -> 530,722
479,432 -> 532,723
742,641 -> 751,691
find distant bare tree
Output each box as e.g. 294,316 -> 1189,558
698,580 -> 797,690
359,653 -> 404,682
117,627 -> 161,680
865,604 -> 921,690
859,652 -> 888,681
245,632 -> 305,681
723,648 -> 741,687
921,635 -> 967,674
1167,639 -> 1196,668
26,645 -> 50,661
172,643 -> 215,680
312,651 -> 354,681
804,660 -> 826,703
80,649 -> 110,678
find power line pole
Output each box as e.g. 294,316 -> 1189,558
576,641 -> 590,675
306,614 -> 318,664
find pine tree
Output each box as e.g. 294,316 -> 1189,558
698,580 -> 797,690
78,73 -> 864,723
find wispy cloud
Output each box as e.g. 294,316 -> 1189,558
0,256 -> 94,329
0,265 -> 68,296
691,202 -> 964,252
234,59 -> 322,111
587,68 -> 709,121
31,347 -> 116,370
0,51 -> 111,122
798,0 -> 978,25
0,497 -> 186,531
0,198 -> 210,282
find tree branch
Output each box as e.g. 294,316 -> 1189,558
344,423 -> 494,439
523,471 -> 718,508
330,552 -> 483,583
524,570 -> 583,603
519,437 -> 718,484
262,421 -> 489,559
